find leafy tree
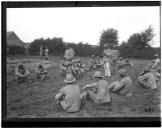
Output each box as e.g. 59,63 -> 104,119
141,25 -> 155,47
119,25 -> 158,59
127,25 -> 155,50
99,28 -> 118,50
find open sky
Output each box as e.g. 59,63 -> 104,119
7,7 -> 160,47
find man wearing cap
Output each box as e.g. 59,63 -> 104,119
15,63 -> 30,83
35,64 -> 48,80
82,71 -> 111,105
109,68 -> 133,97
55,74 -> 81,113
137,66 -> 157,89
102,44 -> 112,77
64,43 -> 75,74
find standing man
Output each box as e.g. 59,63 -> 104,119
110,45 -> 120,72
64,43 -> 75,74
45,46 -> 49,60
39,45 -> 43,59
102,44 -> 112,77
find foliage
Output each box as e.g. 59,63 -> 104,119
119,25 -> 159,59
29,38 -> 100,57
99,28 -> 118,50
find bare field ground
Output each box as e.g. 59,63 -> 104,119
6,56 -> 161,118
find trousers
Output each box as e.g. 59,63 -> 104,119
104,62 -> 111,76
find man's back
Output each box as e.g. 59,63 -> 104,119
60,84 -> 81,112
120,76 -> 133,96
97,80 -> 111,103
140,72 -> 157,89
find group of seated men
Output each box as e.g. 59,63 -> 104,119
55,54 -> 160,113
60,57 -> 87,77
15,63 -> 48,83
55,68 -> 134,113
137,54 -> 160,89
116,57 -> 134,70
60,55 -> 104,77
89,55 -> 103,70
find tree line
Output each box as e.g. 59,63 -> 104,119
26,25 -> 160,59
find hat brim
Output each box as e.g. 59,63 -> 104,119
64,78 -> 76,83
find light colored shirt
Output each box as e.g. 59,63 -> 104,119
138,72 -> 157,89
119,76 -> 133,97
152,58 -> 160,69
102,49 -> 112,62
56,84 -> 81,113
110,50 -> 119,60
84,79 -> 111,104
64,48 -> 75,60
45,48 -> 49,53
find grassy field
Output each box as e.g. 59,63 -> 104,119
6,56 -> 161,118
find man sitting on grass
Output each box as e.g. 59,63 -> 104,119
116,57 -> 126,71
55,74 -> 81,113
76,59 -> 86,73
152,54 -> 160,79
88,55 -> 97,70
152,54 -> 160,70
82,71 -> 111,105
15,63 -> 30,83
35,64 -> 48,80
124,58 -> 134,68
109,68 -> 133,97
137,66 -> 157,89
71,59 -> 80,75
95,56 -> 103,68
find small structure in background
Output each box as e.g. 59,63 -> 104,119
7,31 -> 25,58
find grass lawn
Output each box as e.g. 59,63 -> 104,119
6,56 -> 161,118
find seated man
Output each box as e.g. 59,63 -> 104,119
35,64 -> 48,80
15,63 -> 30,83
137,66 -> 157,89
60,57 -> 67,77
82,71 -> 111,105
147,63 -> 160,82
71,59 -> 80,75
109,68 -> 133,97
76,59 -> 86,73
55,74 -> 81,113
124,58 -> 134,68
152,54 -> 160,73
89,55 -> 97,70
116,57 -> 126,71
95,56 -> 103,68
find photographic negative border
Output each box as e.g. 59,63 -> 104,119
2,1 -> 161,127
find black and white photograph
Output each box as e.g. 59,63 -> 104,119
2,1 -> 161,126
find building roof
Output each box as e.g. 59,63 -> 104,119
7,31 -> 25,47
